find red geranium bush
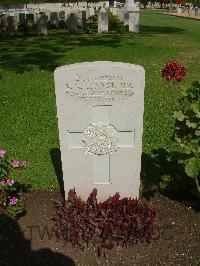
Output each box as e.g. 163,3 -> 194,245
161,61 -> 186,82
52,188 -> 159,256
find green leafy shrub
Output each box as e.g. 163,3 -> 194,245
87,11 -> 125,33
107,11 -> 125,33
87,14 -> 98,23
174,81 -> 200,194
59,19 -> 67,29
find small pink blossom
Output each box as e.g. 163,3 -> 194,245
0,178 -> 6,185
0,149 -> 6,158
0,178 -> 15,186
12,160 -> 20,168
21,160 -> 28,168
6,178 -> 15,186
9,197 -> 18,206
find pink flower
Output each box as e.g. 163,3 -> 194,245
21,160 -> 28,168
12,160 -> 20,168
6,178 -> 15,186
0,178 -> 15,186
9,197 -> 18,206
0,149 -> 6,158
0,178 -> 6,185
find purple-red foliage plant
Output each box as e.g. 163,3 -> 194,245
53,188 -> 159,256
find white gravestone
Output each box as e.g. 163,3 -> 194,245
54,61 -> 145,201
177,7 -> 182,14
19,13 -> 26,25
2,15 -> 8,32
124,0 -> 139,26
6,15 -> 18,36
116,8 -> 124,22
98,8 -> 108,33
86,8 -> 90,19
37,13 -> 48,36
194,7 -> 198,16
78,10 -> 86,27
0,15 -> 3,27
129,12 -> 139,33
26,13 -> 35,24
50,12 -> 59,28
89,7 -> 95,17
111,7 -> 117,15
59,11 -> 66,20
67,13 -> 78,33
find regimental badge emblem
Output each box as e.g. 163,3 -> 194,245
83,122 -> 119,156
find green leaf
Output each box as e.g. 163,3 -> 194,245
191,81 -> 200,89
181,86 -> 188,97
7,201 -> 24,218
175,135 -> 182,143
186,119 -> 197,129
174,111 -> 185,121
192,103 -> 200,118
191,137 -> 200,144
185,142 -> 199,153
195,130 -> 200,136
185,157 -> 200,178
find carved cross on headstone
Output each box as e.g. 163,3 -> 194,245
68,105 -> 134,184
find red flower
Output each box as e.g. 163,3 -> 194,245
161,61 -> 186,82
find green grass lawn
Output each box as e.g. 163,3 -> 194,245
0,11 -> 199,190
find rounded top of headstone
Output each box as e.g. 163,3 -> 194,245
124,0 -> 139,12
54,61 -> 144,74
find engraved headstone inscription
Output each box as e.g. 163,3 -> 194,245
54,61 -> 145,201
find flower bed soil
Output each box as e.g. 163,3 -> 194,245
0,189 -> 199,266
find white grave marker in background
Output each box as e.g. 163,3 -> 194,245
129,12 -> 139,33
54,61 -> 145,201
98,8 -> 108,33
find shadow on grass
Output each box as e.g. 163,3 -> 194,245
0,30 -> 69,73
139,25 -> 186,35
0,22 -> 186,74
0,213 -> 75,265
50,148 -> 65,198
0,29 -> 123,73
141,148 -> 200,212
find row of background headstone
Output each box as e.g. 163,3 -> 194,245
0,8 -> 94,35
0,7 -> 140,35
177,7 -> 200,16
